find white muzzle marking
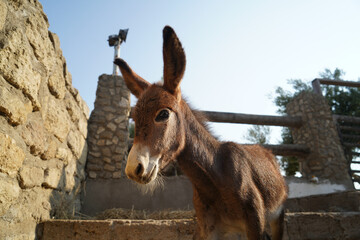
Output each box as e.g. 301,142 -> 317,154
125,143 -> 160,184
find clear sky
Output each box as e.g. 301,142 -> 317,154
41,0 -> 360,144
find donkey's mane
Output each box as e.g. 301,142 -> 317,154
183,98 -> 217,140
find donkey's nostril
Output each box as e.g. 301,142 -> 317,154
135,163 -> 143,176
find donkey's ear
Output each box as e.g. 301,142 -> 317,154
114,58 -> 150,98
162,26 -> 186,99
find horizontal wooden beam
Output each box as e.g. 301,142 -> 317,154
199,111 -> 303,127
130,107 -> 303,127
350,151 -> 360,156
334,115 -> 360,125
343,142 -> 360,148
351,169 -> 360,174
314,78 -> 360,88
128,138 -> 309,157
340,126 -> 360,133
262,144 -> 310,157
341,134 -> 360,141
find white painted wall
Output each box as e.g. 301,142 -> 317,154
287,178 -> 347,198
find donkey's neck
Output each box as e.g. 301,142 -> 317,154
177,101 -> 221,197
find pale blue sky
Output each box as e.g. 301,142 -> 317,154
42,0 -> 360,144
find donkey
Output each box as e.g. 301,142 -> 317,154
114,26 -> 287,240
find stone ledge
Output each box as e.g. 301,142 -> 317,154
285,190 -> 360,212
38,212 -> 360,240
285,212 -> 360,240
38,219 -> 195,240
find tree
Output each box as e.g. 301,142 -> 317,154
129,121 -> 135,138
320,69 -> 360,117
245,125 -> 271,145
274,68 -> 360,176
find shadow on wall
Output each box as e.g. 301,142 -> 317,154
0,0 -> 91,239
35,144 -> 88,239
0,113 -> 88,240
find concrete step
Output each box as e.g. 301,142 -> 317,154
285,190 -> 360,212
38,212 -> 360,240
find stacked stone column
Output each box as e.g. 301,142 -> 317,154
87,74 -> 130,179
287,91 -> 353,188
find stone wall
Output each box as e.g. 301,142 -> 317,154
286,91 -> 353,188
86,74 -> 130,179
0,0 -> 89,239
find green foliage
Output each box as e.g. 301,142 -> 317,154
274,68 -> 360,176
245,125 -> 271,145
274,79 -> 312,114
129,121 -> 135,138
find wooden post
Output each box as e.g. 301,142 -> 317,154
312,79 -> 322,95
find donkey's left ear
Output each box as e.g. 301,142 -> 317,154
114,58 -> 150,98
162,26 -> 186,99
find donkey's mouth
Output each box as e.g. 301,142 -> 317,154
141,164 -> 158,184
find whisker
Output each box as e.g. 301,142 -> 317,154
135,172 -> 164,195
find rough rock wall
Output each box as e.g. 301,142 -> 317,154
0,0 -> 89,239
287,92 -> 353,188
86,74 -> 130,179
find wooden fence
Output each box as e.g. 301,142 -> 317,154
130,107 -> 308,157
312,79 -> 360,185
129,78 -> 359,184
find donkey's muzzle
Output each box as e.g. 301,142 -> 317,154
125,143 -> 160,184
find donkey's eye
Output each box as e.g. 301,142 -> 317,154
155,109 -> 169,122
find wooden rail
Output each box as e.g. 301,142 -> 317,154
344,143 -> 360,149
340,126 -> 360,133
199,111 -> 303,127
312,78 -> 360,95
130,108 -> 303,128
342,134 -> 360,141
128,138 -> 309,157
350,152 -> 360,157
129,109 -> 306,157
262,144 -> 310,157
334,115 -> 360,125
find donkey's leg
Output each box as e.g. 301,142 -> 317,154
270,207 -> 285,240
245,214 -> 267,240
192,189 -> 220,240
244,195 -> 268,240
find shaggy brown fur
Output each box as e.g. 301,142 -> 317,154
114,26 -> 287,240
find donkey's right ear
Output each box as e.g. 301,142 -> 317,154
114,58 -> 150,98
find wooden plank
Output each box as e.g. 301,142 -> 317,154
350,151 -> 360,156
351,169 -> 360,173
200,111 -> 303,127
262,144 -> 310,157
130,108 -> 303,127
341,134 -> 360,141
334,115 -> 360,124
314,78 -> 360,88
311,79 -> 322,95
339,126 -> 360,133
343,142 -> 360,148
128,138 -> 308,158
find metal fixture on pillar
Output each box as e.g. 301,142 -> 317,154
108,29 -> 129,75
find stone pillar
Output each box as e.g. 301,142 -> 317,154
87,74 -> 130,179
286,92 -> 353,188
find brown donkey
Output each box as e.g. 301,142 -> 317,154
114,26 -> 287,240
